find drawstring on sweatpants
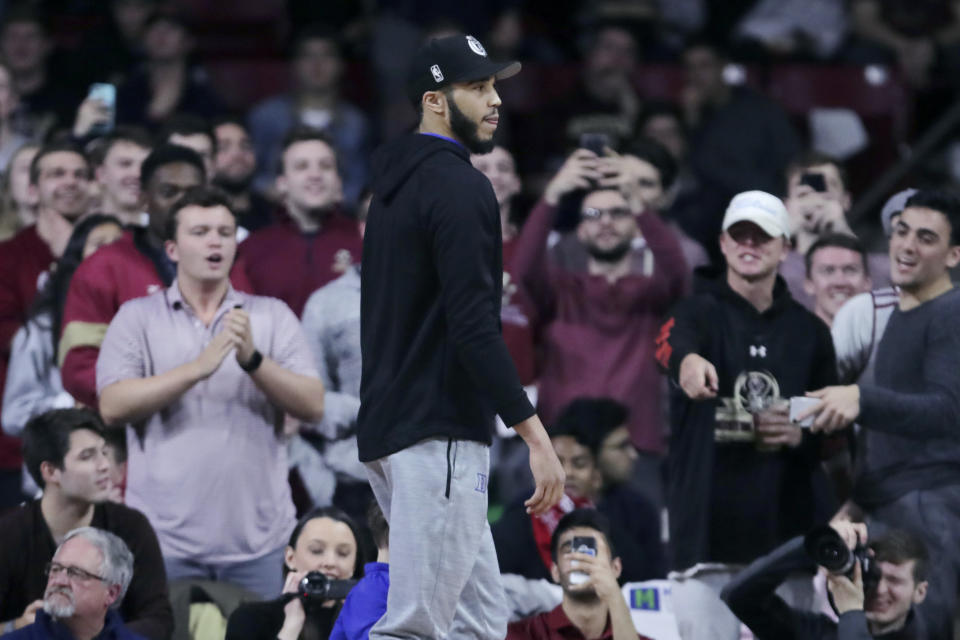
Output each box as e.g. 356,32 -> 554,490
445,437 -> 453,498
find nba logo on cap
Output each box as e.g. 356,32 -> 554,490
430,64 -> 443,82
466,35 -> 487,56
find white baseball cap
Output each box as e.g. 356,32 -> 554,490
722,190 -> 791,239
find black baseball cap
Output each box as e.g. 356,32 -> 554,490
407,34 -> 521,105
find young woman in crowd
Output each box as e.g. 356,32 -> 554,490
0,142 -> 38,240
226,507 -> 366,640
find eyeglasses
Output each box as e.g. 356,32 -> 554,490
582,207 -> 632,221
44,562 -> 107,584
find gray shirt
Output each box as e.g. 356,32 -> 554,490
97,282 -> 317,563
855,287 -> 960,507
2,313 -> 74,436
300,267 -> 365,483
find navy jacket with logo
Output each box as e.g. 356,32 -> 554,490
358,133 -> 535,462
656,267 -> 838,569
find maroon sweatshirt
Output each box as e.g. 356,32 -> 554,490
510,200 -> 687,454
241,212 -> 363,317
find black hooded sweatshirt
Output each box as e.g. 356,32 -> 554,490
357,133 -> 535,462
656,267 -> 838,569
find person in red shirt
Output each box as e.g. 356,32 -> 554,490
241,128 -> 362,317
59,145 -> 251,408
0,142 -> 91,508
506,508 -> 647,640
509,148 -> 687,512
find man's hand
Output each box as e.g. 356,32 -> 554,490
192,329 -> 240,380
597,154 -> 654,213
826,560 -> 865,614
830,519 -> 868,551
225,308 -> 256,365
799,385 -> 860,434
72,97 -> 112,138
514,415 -> 565,515
678,353 -> 719,400
789,192 -> 850,237
567,552 -> 622,604
14,600 -> 43,630
543,150 -> 603,206
755,403 -> 803,448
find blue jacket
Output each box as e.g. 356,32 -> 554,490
329,562 -> 389,640
8,609 -> 146,640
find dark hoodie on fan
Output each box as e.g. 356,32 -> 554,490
655,267 -> 838,569
357,133 -> 535,462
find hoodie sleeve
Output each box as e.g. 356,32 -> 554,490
654,296 -> 710,382
425,170 -> 535,427
721,537 -> 862,640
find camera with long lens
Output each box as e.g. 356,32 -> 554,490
804,525 -> 881,593
294,571 -> 358,613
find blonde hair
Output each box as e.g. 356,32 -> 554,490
0,142 -> 39,240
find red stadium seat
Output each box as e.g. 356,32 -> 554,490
766,65 -> 909,119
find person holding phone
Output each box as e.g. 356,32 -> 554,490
510,147 -> 687,516
781,151 -> 892,310
506,509 -> 645,640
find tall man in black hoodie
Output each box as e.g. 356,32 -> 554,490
358,35 -> 565,640
655,190 -> 837,634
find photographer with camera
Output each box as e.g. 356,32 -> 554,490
226,507 -> 364,640
721,520 -> 929,639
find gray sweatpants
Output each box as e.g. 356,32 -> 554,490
365,437 -> 508,640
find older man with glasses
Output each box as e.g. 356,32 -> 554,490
7,526 -> 143,640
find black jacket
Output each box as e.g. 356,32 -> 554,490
226,596 -> 338,640
721,537 -> 925,640
656,267 -> 838,568
358,133 -> 535,461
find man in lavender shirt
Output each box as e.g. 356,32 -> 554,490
95,186 -> 325,597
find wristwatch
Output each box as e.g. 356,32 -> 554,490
239,349 -> 263,373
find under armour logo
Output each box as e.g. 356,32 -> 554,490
147,284 -> 161,295
430,64 -> 444,82
749,345 -> 767,358
475,473 -> 488,494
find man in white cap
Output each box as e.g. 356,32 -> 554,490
654,190 -> 838,636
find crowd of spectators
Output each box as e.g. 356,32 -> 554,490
1,0 -> 960,639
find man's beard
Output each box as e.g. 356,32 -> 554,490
213,172 -> 253,196
44,588 -> 75,618
563,579 -> 600,603
586,239 -> 632,263
449,98 -> 495,155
